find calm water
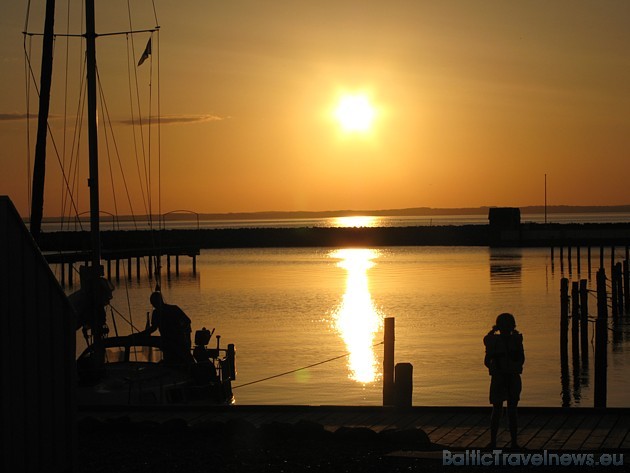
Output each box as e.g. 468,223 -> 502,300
70,245 -> 630,407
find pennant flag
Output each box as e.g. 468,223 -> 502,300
137,38 -> 152,66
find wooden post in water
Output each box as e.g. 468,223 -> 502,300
136,257 -> 141,280
127,257 -> 132,281
615,262 -> 624,316
560,278 -> 569,375
594,268 -> 608,408
383,317 -> 395,406
624,260 -> 629,315
148,255 -> 153,280
68,263 -> 73,287
579,279 -> 589,364
192,255 -> 197,274
587,247 -> 592,278
600,246 -> 604,270
611,263 -> 619,320
167,254 -> 171,278
115,258 -> 120,282
568,246 -> 572,275
571,281 -> 580,359
576,247 -> 581,275
560,247 -> 564,273
394,363 -> 413,408
176,255 -> 180,276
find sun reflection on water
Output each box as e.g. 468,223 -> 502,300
330,249 -> 383,383
332,216 -> 380,228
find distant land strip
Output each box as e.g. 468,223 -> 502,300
37,223 -> 630,251
37,204 -> 630,222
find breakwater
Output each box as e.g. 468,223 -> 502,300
36,223 -> 630,251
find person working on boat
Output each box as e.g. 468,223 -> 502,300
483,313 -> 525,450
144,291 -> 194,365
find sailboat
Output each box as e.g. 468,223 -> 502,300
27,0 -> 235,405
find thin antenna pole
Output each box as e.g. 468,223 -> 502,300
544,174 -> 547,224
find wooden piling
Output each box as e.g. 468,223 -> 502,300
394,363 -> 413,408
560,247 -> 565,273
624,260 -> 629,315
560,278 -> 569,375
571,281 -> 580,359
576,246 -> 581,275
568,246 -> 572,274
615,262 -> 624,315
68,263 -> 73,287
127,257 -> 132,281
115,258 -> 120,282
610,265 -> 619,319
106,259 -> 111,280
600,246 -> 604,270
192,255 -> 197,274
594,268 -> 608,408
587,247 -> 592,277
579,279 -> 589,364
176,255 -> 180,276
148,255 -> 153,280
60,262 -> 65,287
383,317 -> 395,406
167,254 -> 171,278
136,257 -> 141,280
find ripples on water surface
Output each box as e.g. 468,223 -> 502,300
73,246 -> 630,406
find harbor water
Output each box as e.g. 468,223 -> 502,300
72,245 -> 630,407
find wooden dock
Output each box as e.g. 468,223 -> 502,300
79,405 -> 630,451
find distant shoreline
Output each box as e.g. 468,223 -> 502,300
38,222 -> 630,251
35,204 -> 630,223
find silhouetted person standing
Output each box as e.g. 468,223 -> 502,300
144,292 -> 193,365
484,313 -> 525,449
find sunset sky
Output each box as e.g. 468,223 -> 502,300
1,1 -> 629,218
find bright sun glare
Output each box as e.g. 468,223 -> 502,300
334,94 -> 375,133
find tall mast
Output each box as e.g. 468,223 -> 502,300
29,0 -> 56,240
85,0 -> 101,268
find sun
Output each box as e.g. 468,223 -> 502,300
334,94 -> 376,133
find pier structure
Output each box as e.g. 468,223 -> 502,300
43,246 -> 200,286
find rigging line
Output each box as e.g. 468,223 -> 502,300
151,0 -> 159,26
232,342 -> 385,390
23,29 -> 160,38
148,31 -> 153,229
97,66 -> 142,232
23,0 -> 32,33
60,29 -> 86,226
62,55 -> 88,229
22,34 -> 85,231
109,304 -> 142,333
124,33 -> 150,219
24,33 -> 33,211
60,0 -> 72,227
126,1 -> 152,226
156,30 -> 162,234
96,68 -> 120,218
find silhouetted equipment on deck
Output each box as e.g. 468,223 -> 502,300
1,196 -> 76,473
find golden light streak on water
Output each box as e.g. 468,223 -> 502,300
332,216 -> 380,228
330,249 -> 383,383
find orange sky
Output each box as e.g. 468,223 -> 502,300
1,1 -> 629,218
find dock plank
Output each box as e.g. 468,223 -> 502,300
601,415 -> 630,450
78,406 -> 630,453
581,414 -> 618,450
